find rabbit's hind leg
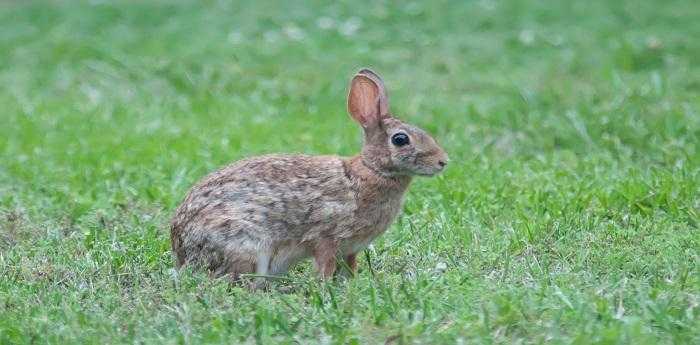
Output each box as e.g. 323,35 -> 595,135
250,249 -> 272,289
268,241 -> 309,276
211,250 -> 254,282
313,239 -> 339,280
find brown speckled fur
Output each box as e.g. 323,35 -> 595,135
170,69 -> 448,282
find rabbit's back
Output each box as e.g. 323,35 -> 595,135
170,154 -> 357,276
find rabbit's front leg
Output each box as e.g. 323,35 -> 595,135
344,253 -> 357,275
313,239 -> 338,279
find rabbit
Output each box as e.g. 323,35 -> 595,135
170,69 -> 448,282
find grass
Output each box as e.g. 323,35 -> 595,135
1,0 -> 699,343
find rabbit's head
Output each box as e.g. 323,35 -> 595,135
347,69 -> 448,177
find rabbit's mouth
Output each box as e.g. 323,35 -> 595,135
395,155 -> 447,177
414,166 -> 445,177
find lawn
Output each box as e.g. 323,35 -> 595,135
1,0 -> 699,344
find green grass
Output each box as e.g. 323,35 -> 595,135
1,0 -> 699,343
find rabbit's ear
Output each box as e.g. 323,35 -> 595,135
357,69 -> 389,115
347,69 -> 389,128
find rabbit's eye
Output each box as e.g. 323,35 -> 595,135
391,133 -> 410,146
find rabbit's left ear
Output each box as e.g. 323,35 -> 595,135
347,69 -> 389,128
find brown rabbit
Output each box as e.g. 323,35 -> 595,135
170,69 -> 448,282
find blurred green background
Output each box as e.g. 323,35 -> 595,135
1,1 -> 698,344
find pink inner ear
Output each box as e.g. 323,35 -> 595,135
357,70 -> 389,116
348,77 -> 380,127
